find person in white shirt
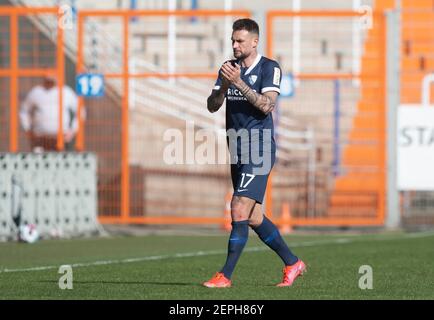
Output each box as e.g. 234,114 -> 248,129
20,73 -> 83,151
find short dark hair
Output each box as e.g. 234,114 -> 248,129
232,18 -> 259,36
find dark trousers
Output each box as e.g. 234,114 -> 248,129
30,134 -> 76,152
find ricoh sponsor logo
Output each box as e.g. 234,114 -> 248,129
226,88 -> 257,101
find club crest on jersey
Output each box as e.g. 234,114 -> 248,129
248,75 -> 257,85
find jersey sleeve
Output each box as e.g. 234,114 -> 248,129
213,71 -> 223,91
261,60 -> 281,94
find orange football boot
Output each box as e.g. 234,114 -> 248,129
203,272 -> 232,288
277,260 -> 306,287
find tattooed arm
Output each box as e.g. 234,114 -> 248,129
220,61 -> 278,115
207,85 -> 228,113
207,67 -> 231,113
234,80 -> 278,115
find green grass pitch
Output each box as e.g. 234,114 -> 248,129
0,231 -> 433,299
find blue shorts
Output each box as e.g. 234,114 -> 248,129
231,152 -> 276,204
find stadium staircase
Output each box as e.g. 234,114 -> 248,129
401,0 -> 434,104
328,0 -> 434,220
325,0 -> 395,219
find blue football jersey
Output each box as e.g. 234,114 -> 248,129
214,54 -> 281,156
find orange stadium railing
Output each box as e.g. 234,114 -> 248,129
76,9 -> 252,226
266,10 -> 387,227
1,7 -> 391,228
0,6 -> 65,152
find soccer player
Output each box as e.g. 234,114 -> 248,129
203,18 -> 306,288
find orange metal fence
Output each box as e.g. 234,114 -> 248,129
267,10 -> 387,227
0,6 -> 65,152
76,10 -> 251,225
1,7 -> 390,228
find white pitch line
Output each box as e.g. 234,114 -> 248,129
1,232 -> 433,274
0,238 -> 350,274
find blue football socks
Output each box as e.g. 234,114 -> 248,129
220,220 -> 249,279
252,216 -> 298,266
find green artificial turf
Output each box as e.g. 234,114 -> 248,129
0,232 -> 433,300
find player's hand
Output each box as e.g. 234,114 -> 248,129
218,62 -> 232,89
221,61 -> 242,86
221,74 -> 231,89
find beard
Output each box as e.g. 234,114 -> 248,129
233,50 -> 246,60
